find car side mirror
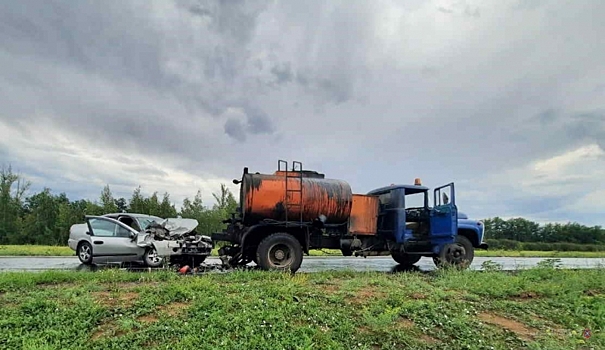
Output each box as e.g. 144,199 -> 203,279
85,231 -> 91,236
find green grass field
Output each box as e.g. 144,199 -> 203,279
2,245 -> 605,259
0,264 -> 603,349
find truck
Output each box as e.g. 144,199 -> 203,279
211,160 -> 488,272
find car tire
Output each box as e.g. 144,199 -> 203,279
143,246 -> 164,268
391,251 -> 422,266
433,235 -> 474,269
77,242 -> 93,265
256,233 -> 303,273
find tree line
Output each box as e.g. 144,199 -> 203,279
0,166 -> 237,245
482,217 -> 605,251
1,166 -> 604,250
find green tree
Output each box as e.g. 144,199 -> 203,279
100,185 -> 118,213
21,188 -> 59,244
114,197 -> 128,212
0,166 -> 30,244
129,186 -> 147,213
147,192 -> 161,217
159,192 -> 177,218
180,190 -> 204,219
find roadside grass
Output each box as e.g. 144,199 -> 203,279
0,264 -> 603,349
0,244 -> 73,256
3,244 -> 605,259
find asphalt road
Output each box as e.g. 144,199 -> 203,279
0,255 -> 604,273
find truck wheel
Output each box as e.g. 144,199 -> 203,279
77,242 -> 93,265
256,233 -> 303,272
391,251 -> 421,266
433,235 -> 474,269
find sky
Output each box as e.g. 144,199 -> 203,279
0,0 -> 604,226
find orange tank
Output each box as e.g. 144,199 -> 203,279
239,170 -> 353,225
348,194 -> 379,235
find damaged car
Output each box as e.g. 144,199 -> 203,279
67,213 -> 213,268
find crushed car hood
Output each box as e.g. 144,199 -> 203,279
142,218 -> 200,241
159,218 -> 199,236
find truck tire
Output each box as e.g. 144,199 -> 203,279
391,251 -> 421,266
433,235 -> 474,269
256,232 -> 303,272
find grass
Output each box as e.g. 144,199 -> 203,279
0,245 -> 74,256
3,245 -> 605,259
0,264 -> 603,349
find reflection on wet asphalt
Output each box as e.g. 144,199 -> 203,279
1,256 -> 604,273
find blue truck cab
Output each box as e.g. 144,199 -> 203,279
367,181 -> 487,268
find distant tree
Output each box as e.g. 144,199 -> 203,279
114,197 -> 128,212
159,192 -> 177,218
147,192 -> 161,217
21,188 -> 59,244
129,186 -> 146,213
100,185 -> 118,213
0,165 -> 30,244
180,190 -> 204,219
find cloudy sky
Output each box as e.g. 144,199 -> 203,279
1,0 -> 604,225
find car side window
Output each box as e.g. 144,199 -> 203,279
89,219 -> 116,237
115,225 -> 131,238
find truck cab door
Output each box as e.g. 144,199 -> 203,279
430,183 -> 458,242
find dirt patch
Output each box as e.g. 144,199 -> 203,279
511,291 -> 542,301
478,312 -> 538,341
156,301 -> 189,317
348,287 -> 386,305
91,320 -> 126,341
92,290 -> 139,308
584,290 -> 601,297
38,282 -> 77,290
317,283 -> 340,293
409,293 -> 426,300
397,317 -> 415,328
420,334 -> 438,344
137,314 -> 159,323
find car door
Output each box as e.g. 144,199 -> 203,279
85,216 -> 141,264
430,183 -> 458,242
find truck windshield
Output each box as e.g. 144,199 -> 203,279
405,192 -> 426,208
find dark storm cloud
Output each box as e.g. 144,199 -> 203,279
0,0 -> 604,223
222,104 -> 275,142
0,0 -> 280,172
224,118 -> 247,142
270,62 -> 293,84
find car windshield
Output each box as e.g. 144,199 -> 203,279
137,216 -> 164,230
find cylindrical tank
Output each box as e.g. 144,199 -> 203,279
239,170 -> 353,225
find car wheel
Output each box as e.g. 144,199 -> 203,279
143,246 -> 164,268
433,235 -> 474,269
77,242 -> 93,265
256,233 -> 303,273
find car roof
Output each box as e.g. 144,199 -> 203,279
102,213 -> 164,219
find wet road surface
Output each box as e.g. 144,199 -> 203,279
1,255 -> 604,273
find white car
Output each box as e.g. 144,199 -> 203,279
67,213 -> 212,268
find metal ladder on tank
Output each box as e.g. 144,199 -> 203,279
278,160 -> 303,226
